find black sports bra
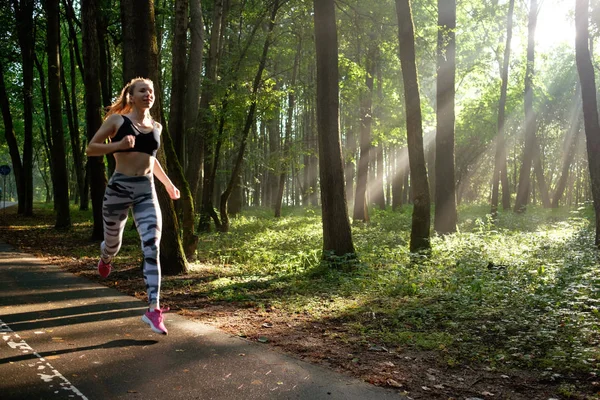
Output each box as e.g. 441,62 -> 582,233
113,115 -> 160,157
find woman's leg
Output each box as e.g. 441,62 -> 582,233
131,176 -> 162,309
101,174 -> 133,262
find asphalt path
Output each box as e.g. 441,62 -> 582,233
0,240 -> 404,399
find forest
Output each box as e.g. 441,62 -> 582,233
2,0 -> 600,398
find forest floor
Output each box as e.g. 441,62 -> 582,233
0,203 -> 599,400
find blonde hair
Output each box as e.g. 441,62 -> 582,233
105,77 -> 154,120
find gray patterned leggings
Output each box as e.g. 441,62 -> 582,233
101,172 -> 162,306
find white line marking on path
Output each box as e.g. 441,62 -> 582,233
0,318 -> 88,399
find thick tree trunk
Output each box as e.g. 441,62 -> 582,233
11,0 -> 34,216
575,0 -> 600,246
46,0 -> 71,229
434,0 -> 457,234
167,0 -> 199,259
491,0 -> 514,215
82,0 -> 106,240
313,0 -> 355,259
169,0 -> 188,158
121,0 -> 188,274
396,0 -> 431,252
183,0 -> 204,170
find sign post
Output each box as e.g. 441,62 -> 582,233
0,165 -> 11,215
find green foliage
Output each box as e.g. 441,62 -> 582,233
193,204 -> 600,377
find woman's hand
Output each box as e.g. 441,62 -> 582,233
118,135 -> 135,150
168,185 -> 181,200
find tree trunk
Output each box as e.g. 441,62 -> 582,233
167,0 -> 199,259
11,0 -> 34,216
59,50 -> 85,210
353,43 -> 375,223
552,86 -> 582,207
274,38 -> 301,218
183,0 -> 204,170
0,60 -> 25,215
46,0 -> 71,229
194,0 -> 225,232
396,0 -> 431,252
434,0 -> 457,234
80,29 -> 105,242
514,0 -> 538,213
120,0 -> 188,274
491,0 -> 514,215
575,0 -> 600,246
313,0 -> 355,259
169,0 -> 188,158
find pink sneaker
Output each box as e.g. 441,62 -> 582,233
97,259 -> 112,278
142,307 -> 169,335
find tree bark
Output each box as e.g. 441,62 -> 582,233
46,0 -> 72,229
82,0 -> 107,240
395,0 -> 431,252
434,0 -> 457,234
120,0 -> 188,274
575,0 -> 600,246
0,60 -> 25,215
11,0 -> 34,216
313,0 -> 355,259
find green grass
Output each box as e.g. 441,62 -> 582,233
192,204 -> 600,376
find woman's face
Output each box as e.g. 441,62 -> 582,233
130,81 -> 155,110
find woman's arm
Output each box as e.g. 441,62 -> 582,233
153,158 -> 180,200
85,114 -> 133,156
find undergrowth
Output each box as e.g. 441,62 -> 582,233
194,204 -> 600,377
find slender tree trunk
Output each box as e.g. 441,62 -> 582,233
274,37 -> 301,218
313,0 -> 355,259
59,51 -> 85,210
514,0 -> 538,213
552,86 -> 582,207
396,0 -> 431,252
120,0 -> 188,274
491,0 -> 514,215
46,0 -> 71,229
353,44 -> 375,223
434,0 -> 457,234
576,0 -> 600,246
0,61 -> 25,214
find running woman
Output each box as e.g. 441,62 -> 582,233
85,77 -> 180,335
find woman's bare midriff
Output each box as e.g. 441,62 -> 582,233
114,152 -> 154,176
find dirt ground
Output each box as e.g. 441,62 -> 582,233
0,224 -> 597,400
